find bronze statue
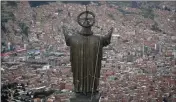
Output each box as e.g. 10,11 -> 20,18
63,7 -> 113,95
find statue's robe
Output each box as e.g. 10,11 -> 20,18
64,32 -> 111,93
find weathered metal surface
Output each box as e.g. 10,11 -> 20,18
63,9 -> 113,94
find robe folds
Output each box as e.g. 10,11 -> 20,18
64,33 -> 111,93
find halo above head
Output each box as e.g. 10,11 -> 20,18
77,6 -> 95,28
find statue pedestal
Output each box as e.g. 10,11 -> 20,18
70,92 -> 100,102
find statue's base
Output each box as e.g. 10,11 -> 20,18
70,92 -> 100,102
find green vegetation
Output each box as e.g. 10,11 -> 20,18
58,9 -> 63,13
140,8 -> 155,20
6,1 -> 18,7
1,12 -> 15,22
1,1 -> 17,33
19,22 -> 29,41
107,1 -> 160,19
107,1 -> 136,15
19,22 -> 29,37
1,1 -> 16,22
139,1 -> 161,9
117,1 -> 132,7
108,14 -> 115,20
144,46 -> 149,53
151,22 -> 162,32
117,8 -> 136,15
108,1 -> 131,7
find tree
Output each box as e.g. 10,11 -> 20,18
141,8 -> 155,20
151,22 -> 162,32
1,1 -> 17,43
6,1 -> 18,7
19,22 -> 29,42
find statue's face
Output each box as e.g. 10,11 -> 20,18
80,27 -> 93,35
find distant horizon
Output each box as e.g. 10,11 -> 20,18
28,1 -> 56,7
28,1 -> 92,7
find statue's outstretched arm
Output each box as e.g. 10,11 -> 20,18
102,27 -> 114,47
62,26 -> 71,46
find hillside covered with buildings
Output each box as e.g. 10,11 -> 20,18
1,1 -> 176,102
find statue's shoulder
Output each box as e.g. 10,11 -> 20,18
90,34 -> 101,39
93,35 -> 104,41
70,34 -> 82,42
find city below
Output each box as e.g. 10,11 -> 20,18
1,1 -> 176,102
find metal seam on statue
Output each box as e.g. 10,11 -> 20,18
91,38 -> 101,101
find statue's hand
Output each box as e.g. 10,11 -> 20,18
108,27 -> 114,35
102,27 -> 113,47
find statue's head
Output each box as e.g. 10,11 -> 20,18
77,8 -> 95,36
